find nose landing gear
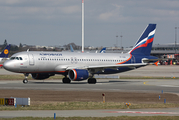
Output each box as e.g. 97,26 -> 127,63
23,73 -> 29,84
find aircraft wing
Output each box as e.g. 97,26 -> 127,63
87,63 -> 147,69
66,63 -> 147,70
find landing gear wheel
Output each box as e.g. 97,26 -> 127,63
23,79 -> 28,84
88,78 -> 96,84
62,78 -> 71,83
23,73 -> 29,84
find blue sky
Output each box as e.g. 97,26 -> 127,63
0,0 -> 179,47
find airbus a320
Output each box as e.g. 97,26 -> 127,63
3,24 -> 157,84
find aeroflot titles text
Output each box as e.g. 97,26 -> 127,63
39,53 -> 62,56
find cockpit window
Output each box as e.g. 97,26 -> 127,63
10,57 -> 15,60
10,57 -> 23,60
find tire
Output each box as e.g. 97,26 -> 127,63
23,79 -> 28,84
88,78 -> 96,84
62,78 -> 71,83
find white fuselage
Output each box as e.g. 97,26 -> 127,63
3,51 -> 133,74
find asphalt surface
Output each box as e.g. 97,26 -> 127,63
0,79 -> 179,94
1,108 -> 179,118
0,65 -> 179,117
0,65 -> 179,94
1,65 -> 179,77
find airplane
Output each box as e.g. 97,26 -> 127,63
99,47 -> 106,53
0,44 -> 11,65
95,47 -> 106,53
70,45 -> 74,52
3,24 -> 157,84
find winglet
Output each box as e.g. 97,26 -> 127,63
154,61 -> 159,66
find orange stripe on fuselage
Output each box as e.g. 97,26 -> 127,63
56,71 -> 67,73
116,54 -> 132,65
19,71 -> 67,74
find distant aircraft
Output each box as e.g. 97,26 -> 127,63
70,45 -> 74,52
96,47 -> 106,53
99,47 -> 106,53
3,24 -> 157,84
0,44 -> 11,65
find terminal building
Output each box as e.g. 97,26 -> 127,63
151,43 -> 179,57
151,43 -> 179,65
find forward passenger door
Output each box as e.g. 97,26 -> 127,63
28,54 -> 34,65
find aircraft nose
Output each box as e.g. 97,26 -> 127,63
3,61 -> 12,71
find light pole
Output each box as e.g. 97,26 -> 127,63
116,34 -> 118,48
175,27 -> 179,54
120,34 -> 123,50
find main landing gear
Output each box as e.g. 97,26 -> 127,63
23,73 -> 29,84
88,78 -> 96,84
62,77 -> 96,84
62,77 -> 71,83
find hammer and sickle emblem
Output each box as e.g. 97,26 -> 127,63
4,49 -> 9,54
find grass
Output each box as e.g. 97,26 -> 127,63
1,102 -> 179,111
0,116 -> 179,120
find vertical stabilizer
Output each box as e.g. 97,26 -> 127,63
70,45 -> 74,52
0,44 -> 11,58
128,24 -> 156,56
100,47 -> 106,53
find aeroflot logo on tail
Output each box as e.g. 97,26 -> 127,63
129,29 -> 155,54
39,53 -> 62,56
134,29 -> 155,49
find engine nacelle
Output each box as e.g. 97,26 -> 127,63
68,69 -> 89,81
31,73 -> 54,80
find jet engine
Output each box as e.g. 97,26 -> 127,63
31,73 -> 55,80
68,69 -> 89,81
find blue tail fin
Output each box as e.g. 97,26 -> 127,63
0,44 -> 11,58
70,45 -> 74,52
100,47 -> 106,53
128,24 -> 156,56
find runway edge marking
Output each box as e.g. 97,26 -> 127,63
104,111 -> 179,114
